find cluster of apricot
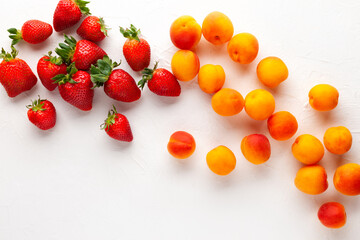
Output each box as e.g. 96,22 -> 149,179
166,11 -> 359,229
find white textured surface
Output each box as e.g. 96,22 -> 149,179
0,0 -> 359,239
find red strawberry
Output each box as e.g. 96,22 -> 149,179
37,51 -> 67,91
55,35 -> 107,71
120,24 -> 150,71
53,0 -> 91,32
138,62 -> 181,97
8,20 -> 53,45
53,64 -> 94,111
91,56 -> 141,102
0,46 -> 37,98
101,105 -> 133,142
77,16 -> 109,42
27,96 -> 56,130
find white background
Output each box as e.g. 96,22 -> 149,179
0,0 -> 359,239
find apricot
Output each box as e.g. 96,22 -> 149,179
202,11 -> 234,45
227,33 -> 259,64
170,15 -> 202,50
294,165 -> 328,195
241,134 -> 271,165
318,202 -> 346,228
206,145 -> 236,175
257,57 -> 288,88
309,84 -> 339,111
323,126 -> 352,155
211,88 -> 244,116
171,50 -> 200,82
244,89 -> 275,120
267,111 -> 298,141
292,134 -> 325,165
167,131 -> 196,159
198,64 -> 225,94
333,163 -> 360,196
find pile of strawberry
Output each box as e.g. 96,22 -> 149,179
0,0 -> 182,141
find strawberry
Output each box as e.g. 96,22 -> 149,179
53,64 -> 94,111
53,0 -> 91,32
55,35 -> 107,71
91,56 -> 141,102
101,105 -> 133,142
138,62 -> 181,97
27,96 -> 56,130
120,24 -> 150,71
77,16 -> 109,42
0,46 -> 37,98
37,51 -> 67,91
8,20 -> 53,45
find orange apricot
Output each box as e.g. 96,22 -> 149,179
323,126 -> 352,155
170,15 -> 202,50
211,88 -> 244,116
241,134 -> 271,165
309,84 -> 339,111
318,202 -> 347,228
167,131 -> 196,159
206,145 -> 236,175
267,111 -> 298,141
202,11 -> 234,45
333,163 -> 360,196
244,89 -> 275,120
227,33 -> 259,64
198,64 -> 225,94
257,57 -> 288,88
292,134 -> 325,165
294,165 -> 328,195
171,50 -> 200,82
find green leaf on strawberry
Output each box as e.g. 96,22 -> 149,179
0,46 -> 19,62
7,28 -> 22,46
90,56 -> 121,88
43,51 -> 64,66
120,24 -> 141,42
55,35 -> 77,65
52,63 -> 79,85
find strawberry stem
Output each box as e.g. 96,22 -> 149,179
138,62 -> 158,90
43,51 -> 64,65
98,17 -> 110,36
74,0 -> 91,15
90,56 -> 121,88
7,28 -> 22,46
26,95 -> 46,112
119,24 -> 141,42
55,35 -> 77,65
100,105 -> 118,131
0,46 -> 19,62
52,63 -> 79,85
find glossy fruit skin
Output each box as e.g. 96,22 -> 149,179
21,20 -> 53,44
318,202 -> 347,228
27,100 -> 56,130
0,58 -> 37,97
53,0 -> 83,32
167,131 -> 196,159
105,113 -> 133,142
123,38 -> 151,71
170,15 -> 202,50
104,69 -> 141,102
58,71 -> 94,111
148,68 -> 181,97
72,40 -> 107,71
37,56 -> 67,91
77,16 -> 106,42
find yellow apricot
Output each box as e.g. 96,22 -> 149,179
206,145 -> 236,175
171,50 -> 200,82
170,15 -> 202,50
244,89 -> 275,120
211,88 -> 244,116
241,134 -> 271,165
267,111 -> 298,141
323,126 -> 352,155
227,33 -> 259,64
257,57 -> 288,88
309,84 -> 339,111
294,165 -> 328,195
292,134 -> 325,165
198,64 -> 225,94
202,11 -> 234,45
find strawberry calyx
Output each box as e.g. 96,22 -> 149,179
98,17 -> 110,36
100,105 -> 118,131
52,63 -> 79,85
7,28 -> 22,46
55,35 -> 77,65
26,95 -> 46,112
90,56 -> 121,88
74,0 -> 91,15
0,46 -> 19,62
138,62 -> 158,90
119,24 -> 141,42
43,51 -> 64,65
